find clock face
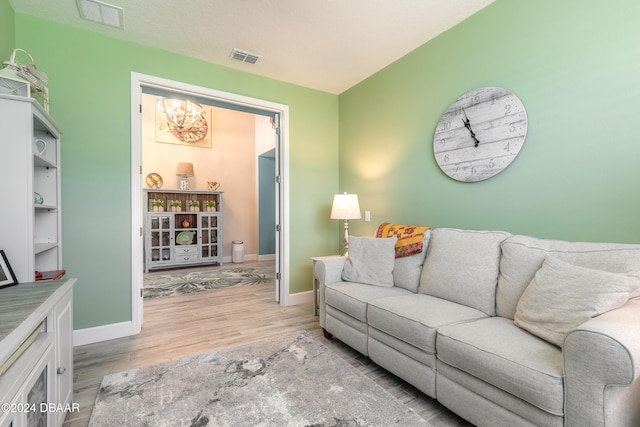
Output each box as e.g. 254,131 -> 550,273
433,87 -> 527,182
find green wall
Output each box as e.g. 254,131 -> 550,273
13,14 -> 339,330
0,0 -> 14,60
339,0 -> 640,244
8,0 -> 640,331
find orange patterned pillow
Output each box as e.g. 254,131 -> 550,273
376,222 -> 430,258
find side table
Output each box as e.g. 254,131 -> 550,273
311,255 -> 343,316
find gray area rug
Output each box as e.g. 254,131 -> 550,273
89,331 -> 428,427
143,266 -> 273,299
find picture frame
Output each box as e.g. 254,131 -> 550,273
155,104 -> 213,148
0,250 -> 18,289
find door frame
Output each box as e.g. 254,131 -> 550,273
130,72 -> 290,333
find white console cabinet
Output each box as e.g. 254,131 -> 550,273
0,279 -> 75,427
144,190 -> 223,271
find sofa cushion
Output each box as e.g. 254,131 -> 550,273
437,317 -> 564,416
419,228 -> 511,316
342,236 -> 397,287
324,281 -> 411,322
514,257 -> 640,347
367,294 -> 487,354
497,234 -> 640,319
392,230 -> 431,292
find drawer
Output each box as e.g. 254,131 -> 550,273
174,255 -> 198,263
174,246 -> 197,255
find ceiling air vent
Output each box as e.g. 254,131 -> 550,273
76,0 -> 124,29
230,48 -> 261,65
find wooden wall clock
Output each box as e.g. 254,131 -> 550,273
433,87 -> 528,182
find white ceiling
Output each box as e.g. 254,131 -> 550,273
9,0 -> 495,94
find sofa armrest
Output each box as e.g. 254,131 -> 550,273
563,298 -> 640,427
314,256 -> 346,328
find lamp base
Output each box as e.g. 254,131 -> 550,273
179,177 -> 190,190
342,219 -> 350,257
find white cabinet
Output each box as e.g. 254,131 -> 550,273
0,94 -> 63,283
144,190 -> 223,271
0,279 -> 75,427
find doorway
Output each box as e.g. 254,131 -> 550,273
130,73 -> 290,333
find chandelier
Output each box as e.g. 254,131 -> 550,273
156,97 -> 203,130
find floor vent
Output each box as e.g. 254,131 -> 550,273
230,48 -> 261,64
76,0 -> 124,29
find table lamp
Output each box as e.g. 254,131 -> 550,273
176,162 -> 194,190
330,193 -> 361,256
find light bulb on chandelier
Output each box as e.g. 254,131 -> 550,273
156,97 -> 203,130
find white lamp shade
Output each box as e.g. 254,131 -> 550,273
330,193 -> 361,220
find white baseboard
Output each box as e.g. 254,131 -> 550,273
258,253 -> 276,261
74,321 -> 138,347
284,289 -> 313,307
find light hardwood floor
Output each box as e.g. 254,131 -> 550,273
63,262 -> 472,426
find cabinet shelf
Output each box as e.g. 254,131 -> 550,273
33,154 -> 57,168
34,243 -> 58,254
35,204 -> 57,211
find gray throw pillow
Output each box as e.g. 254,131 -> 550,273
342,236 -> 398,287
514,257 -> 640,347
419,228 -> 511,315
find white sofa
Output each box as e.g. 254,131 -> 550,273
316,228 -> 640,427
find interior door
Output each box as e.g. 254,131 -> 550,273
273,113 -> 281,302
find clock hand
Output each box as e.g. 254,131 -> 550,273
461,109 -> 480,147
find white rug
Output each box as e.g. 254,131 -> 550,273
89,331 -> 429,427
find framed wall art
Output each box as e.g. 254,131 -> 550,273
0,250 -> 18,288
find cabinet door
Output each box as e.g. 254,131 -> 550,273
146,214 -> 173,268
21,344 -> 55,427
54,291 -> 73,426
199,214 -> 221,262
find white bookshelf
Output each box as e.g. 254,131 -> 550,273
0,94 -> 63,282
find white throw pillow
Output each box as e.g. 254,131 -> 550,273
515,257 -> 640,347
342,236 -> 398,287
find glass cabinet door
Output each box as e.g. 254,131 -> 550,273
26,366 -> 47,426
147,214 -> 172,266
199,214 -> 220,261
